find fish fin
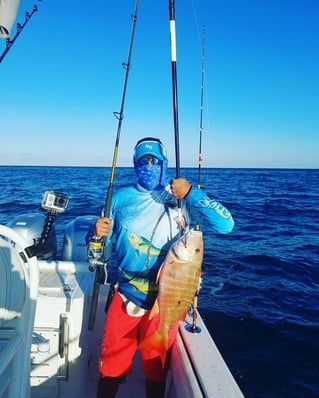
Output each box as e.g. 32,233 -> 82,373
156,263 -> 164,283
138,330 -> 168,368
148,299 -> 159,320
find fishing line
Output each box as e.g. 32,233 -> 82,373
88,0 -> 139,330
191,0 -> 203,52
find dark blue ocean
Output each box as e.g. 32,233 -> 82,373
0,166 -> 318,397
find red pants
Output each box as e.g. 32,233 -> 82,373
98,291 -> 179,382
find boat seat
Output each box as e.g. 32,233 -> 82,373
0,225 -> 39,398
0,238 -> 26,329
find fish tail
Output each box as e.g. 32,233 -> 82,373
138,330 -> 168,368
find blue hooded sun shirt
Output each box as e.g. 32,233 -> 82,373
104,138 -> 234,310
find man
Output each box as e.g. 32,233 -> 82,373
94,137 -> 234,397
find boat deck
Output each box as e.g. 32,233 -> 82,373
83,286 -> 146,397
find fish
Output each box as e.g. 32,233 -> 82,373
138,229 -> 203,367
128,233 -> 166,257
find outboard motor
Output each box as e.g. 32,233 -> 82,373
62,215 -> 98,262
7,212 -> 57,260
8,190 -> 69,260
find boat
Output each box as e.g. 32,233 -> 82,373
0,1 -> 244,397
0,199 -> 244,397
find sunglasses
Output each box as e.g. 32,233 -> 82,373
137,156 -> 162,166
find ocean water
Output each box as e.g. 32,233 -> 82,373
0,166 -> 318,397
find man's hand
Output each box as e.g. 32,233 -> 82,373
94,217 -> 113,238
170,178 -> 192,199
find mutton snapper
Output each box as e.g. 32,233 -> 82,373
138,229 -> 203,367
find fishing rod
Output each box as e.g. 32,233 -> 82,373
168,0 -> 182,226
0,3 -> 39,64
88,0 -> 139,331
191,25 -> 207,334
169,0 -> 201,334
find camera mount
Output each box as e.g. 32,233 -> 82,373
25,190 -> 69,259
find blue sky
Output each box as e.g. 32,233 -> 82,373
1,0 -> 318,168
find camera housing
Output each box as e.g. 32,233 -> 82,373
41,190 -> 69,213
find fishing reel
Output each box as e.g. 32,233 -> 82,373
87,235 -> 112,283
87,236 -> 104,272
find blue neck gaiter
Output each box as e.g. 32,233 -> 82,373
136,164 -> 162,191
134,158 -> 169,191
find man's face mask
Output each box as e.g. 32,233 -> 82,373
136,161 -> 162,191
